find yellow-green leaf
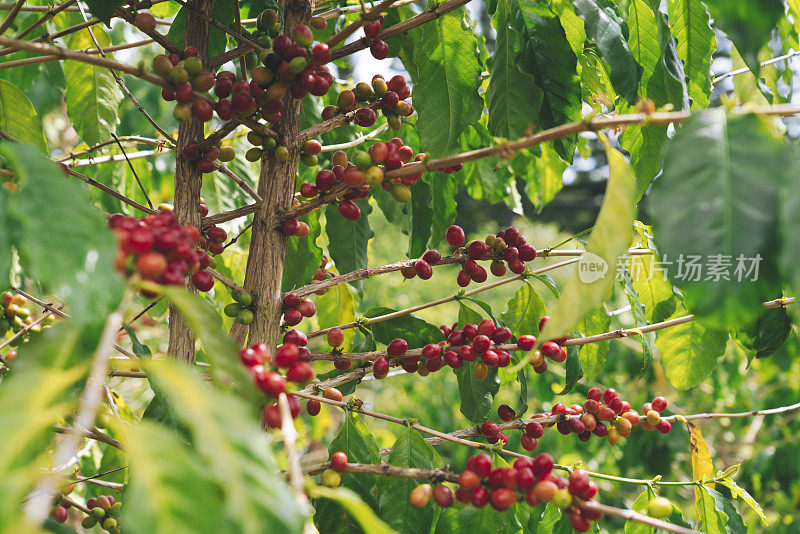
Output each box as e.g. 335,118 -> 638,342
0,80 -> 47,152
309,486 -> 397,534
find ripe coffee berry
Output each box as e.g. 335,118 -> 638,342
497,404 -> 516,422
433,485 -> 455,507
327,327 -> 344,347
387,338 -> 408,356
306,399 -> 321,416
331,452 -> 348,471
652,395 -> 668,412
373,356 -> 390,378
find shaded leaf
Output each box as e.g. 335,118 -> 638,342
409,178 -> 433,258
283,210 -> 323,292
166,1 -> 237,58
429,175 -> 458,249
326,199 -> 373,294
0,80 -> 47,152
455,303 -> 500,422
365,307 -> 444,348
667,0 -> 715,109
500,281 -> 546,338
718,478 -> 768,526
705,1 -> 783,74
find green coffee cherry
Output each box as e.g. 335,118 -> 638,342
224,303 -> 243,317
235,292 -> 253,307
237,309 -> 254,325
245,147 -> 263,162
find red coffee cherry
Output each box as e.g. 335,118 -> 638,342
532,453 -> 554,476
526,421 -> 544,439
370,39 -> 388,59
387,338 -> 408,356
190,270 -> 214,291
652,396 -> 668,412
327,327 -> 344,347
331,451 -> 348,471
373,356 -> 390,378
603,388 -> 618,404
458,470 -> 480,491
517,334 -> 537,350
489,487 -> 516,511
497,404 -> 516,422
471,486 -> 490,508
446,225 -> 465,247
306,399 -> 321,416
433,485 -> 455,507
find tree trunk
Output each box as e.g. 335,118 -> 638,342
167,0 -> 210,363
234,0 -> 312,349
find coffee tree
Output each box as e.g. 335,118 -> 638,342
1,0 -> 800,532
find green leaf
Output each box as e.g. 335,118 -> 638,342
515,144 -> 566,210
316,284 -> 357,351
326,199 -> 373,293
487,0 -> 543,139
149,285 -> 256,401
166,0 -> 237,58
718,478 -> 768,526
3,143 -> 123,325
513,0 -> 582,159
619,267 -> 656,376
455,303 -> 501,422
557,332 -> 583,394
122,422 -> 231,534
695,485 -> 744,534
310,486 -> 398,534
0,367 -> 84,530
537,503 -> 565,533
429,175 -> 458,249
705,0 -> 783,74
0,80 -> 47,152
655,301 -> 728,390
650,111 -> 788,329
123,325 -> 152,358
626,487 -> 656,534
667,0 -> 715,109
314,411 -> 381,533
146,360 -> 305,533
409,178 -> 433,258
577,308 -> 611,381
64,29 -> 121,146
753,307 -> 791,359
441,504 -> 522,534
549,0 -> 586,56
411,5 -> 484,156
283,210 -> 323,292
378,428 -> 443,533
571,0 -> 642,103
543,137 -> 635,339
364,307 -> 444,348
500,281 -> 546,338
629,223 -> 676,324
83,0 -> 124,21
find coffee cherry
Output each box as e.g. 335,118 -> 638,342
414,260 -> 433,280
355,107 -> 377,127
525,421 -> 544,439
532,453 -> 554,476
490,487 -> 516,511
459,470 -> 480,491
551,488 -> 572,509
373,356 -> 390,378
652,396 -> 668,412
497,404 -> 516,422
254,369 -> 285,397
135,12 -> 157,32
306,399 -> 321,416
190,270 -> 214,291
53,505 -> 68,523
275,343 -> 299,368
520,434 -> 538,451
283,309 -> 302,325
491,326 -> 512,343
338,200 -> 361,221
607,426 -> 620,444
409,483 -> 433,508
615,416 -> 633,437
586,387 -> 602,401
326,327 -> 344,348
473,362 -> 488,380
364,19 -> 383,39
602,388 -> 617,404
480,421 -> 500,439
370,39 -> 389,59
646,409 -> 661,425
287,361 -> 314,384
569,510 -> 591,533
517,334 -> 537,350
656,419 -> 671,433
540,341 -> 561,360
323,387 -> 343,402
321,469 -> 341,487
330,451 -> 348,471
387,338 -> 408,356
648,496 -> 673,518
433,485 -> 455,507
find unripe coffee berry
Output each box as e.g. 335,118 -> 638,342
409,483 -> 433,508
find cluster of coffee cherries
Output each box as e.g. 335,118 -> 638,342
151,47 -> 217,124
224,289 -> 255,325
322,74 -> 414,131
108,210 -> 215,295
237,340 -> 312,429
181,142 -> 235,173
282,292 -> 317,326
1,291 -> 51,345
448,225 -> 538,286
305,386 -> 344,417
419,453 -> 603,531
53,494 -> 122,533
363,16 -> 389,60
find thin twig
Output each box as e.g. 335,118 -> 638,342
325,0 -> 399,48
57,136 -> 169,162
0,39 -> 155,70
320,122 -> 389,152
14,0 -> 78,40
111,134 -> 154,209
0,0 -> 26,36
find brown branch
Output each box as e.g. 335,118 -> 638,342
235,116 -> 278,139
207,267 -> 245,292
116,5 -> 183,55
576,500 -> 694,534
303,461 -> 460,483
65,166 -> 158,215
282,182 -> 349,220
202,201 -> 260,228
197,120 -> 239,150
13,0 -> 77,40
329,0 -> 472,61
384,105 -> 800,180
315,0 -> 417,19
299,102 -> 380,143
0,0 -> 25,35
325,0 -> 399,48
53,425 -> 126,450
209,44 -> 252,69
0,16 -> 101,58
215,163 -> 262,202
0,39 -> 156,70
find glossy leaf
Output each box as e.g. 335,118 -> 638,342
630,224 -> 676,324
620,267 -> 656,377
487,0 -> 543,139
695,485 -> 746,534
650,111 -> 788,329
705,0 -> 783,74
513,0 -> 582,159
571,0 -> 641,103
0,80 -> 47,152
283,211 -> 323,292
3,143 -> 123,325
667,0 -> 715,109
577,307 -> 611,381
84,0 -> 124,21
314,411 -> 381,533
166,1 -> 237,58
718,478 -> 768,526
123,324 -> 152,359
64,29 -> 121,146
365,307 -> 444,348
549,0 -> 586,56
543,137 -> 635,339
378,427 -> 443,533
411,5 -> 484,157
500,281 -> 546,338
326,199 -> 374,293
409,178 -> 433,258
754,307 -> 791,359
655,301 -> 728,390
